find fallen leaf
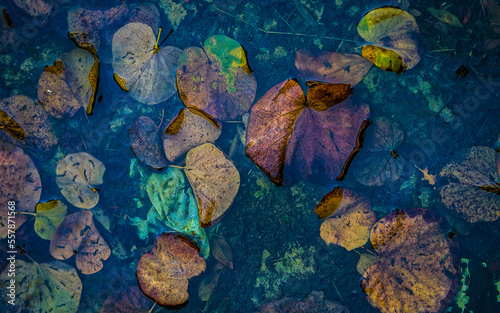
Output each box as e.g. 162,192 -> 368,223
415,165 -> 436,185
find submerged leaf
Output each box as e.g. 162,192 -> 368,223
0,108 -> 25,140
356,253 -> 378,275
357,7 -> 421,74
100,286 -> 151,313
176,35 -> 257,120
361,209 -> 459,313
427,8 -> 463,28
210,235 -> 234,269
440,146 -> 500,222
136,233 -> 206,309
112,22 -> 181,105
56,152 -> 105,209
295,49 -> 372,86
163,107 -> 222,162
0,260 -> 82,313
34,199 -> 67,240
38,49 -> 94,118
129,116 -> 168,170
184,143 -> 240,227
50,210 -> 110,274
0,147 -> 41,238
318,188 -> 376,251
13,0 -> 52,16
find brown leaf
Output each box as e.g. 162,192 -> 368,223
100,286 -> 151,313
136,233 -> 206,308
129,115 -> 168,170
0,107 -> 25,140
50,210 -> 111,274
210,235 -> 233,269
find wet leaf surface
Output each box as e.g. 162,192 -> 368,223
38,49 -> 94,118
184,143 -> 240,227
357,6 -> 421,74
50,210 -> 110,274
112,22 -> 181,105
361,209 -> 459,313
318,188 -> 376,251
354,117 -> 404,186
34,199 -> 67,240
136,233 -> 206,309
100,286 -> 151,313
295,49 -> 372,86
440,146 -> 500,222
0,147 -> 41,238
0,95 -> 58,151
163,107 -> 222,162
55,152 -> 105,209
0,260 -> 82,313
176,35 -> 257,120
129,115 -> 168,170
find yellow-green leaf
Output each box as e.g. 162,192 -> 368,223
34,199 -> 67,240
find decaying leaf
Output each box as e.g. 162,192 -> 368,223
318,188 -> 377,251
136,233 -> 206,309
0,147 -> 41,238
210,235 -> 233,269
50,210 -> 111,274
427,8 -> 463,28
440,146 -> 500,222
184,143 -> 240,227
129,115 -> 168,170
0,108 -> 25,140
361,209 -> 459,313
0,260 -> 82,313
163,107 -> 222,162
100,286 -> 151,313
357,6 -> 421,74
33,199 -> 67,240
56,152 -> 105,209
112,22 -> 181,105
176,35 -> 257,120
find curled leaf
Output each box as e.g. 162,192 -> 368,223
50,210 -> 111,274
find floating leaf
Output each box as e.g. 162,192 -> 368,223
50,210 -> 110,274
13,0 -> 52,16
129,115 -> 168,170
0,147 -> 41,238
318,188 -> 376,251
68,3 -> 160,51
38,49 -> 94,118
257,291 -> 351,313
427,8 -> 463,28
295,49 -> 373,86
0,260 -> 82,313
184,143 -> 240,227
136,233 -> 206,309
146,168 -> 209,257
112,22 -> 181,105
357,7 -> 421,74
56,152 -> 105,209
440,146 -> 500,222
361,209 -> 459,313
34,199 -> 67,240
163,107 -> 222,162
210,235 -> 233,269
100,286 -> 151,313
176,35 -> 257,120
0,95 -> 58,150
246,78 -> 368,185
354,117 -> 404,186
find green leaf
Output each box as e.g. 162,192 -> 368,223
34,199 -> 67,240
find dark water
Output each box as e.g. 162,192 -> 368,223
0,0 -> 499,312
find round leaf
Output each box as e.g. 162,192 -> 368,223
0,260 -> 82,313
176,35 -> 257,120
0,147 -> 41,238
184,143 -> 240,227
163,107 -> 222,162
34,199 -> 67,240
50,210 -> 110,274
357,7 -> 421,73
56,152 -> 105,209
112,22 -> 181,105
38,49 -> 94,118
361,209 -> 459,313
136,233 -> 206,308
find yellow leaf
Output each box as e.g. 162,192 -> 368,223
415,165 -> 436,185
35,200 -> 67,240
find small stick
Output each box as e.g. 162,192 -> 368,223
168,165 -> 185,169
